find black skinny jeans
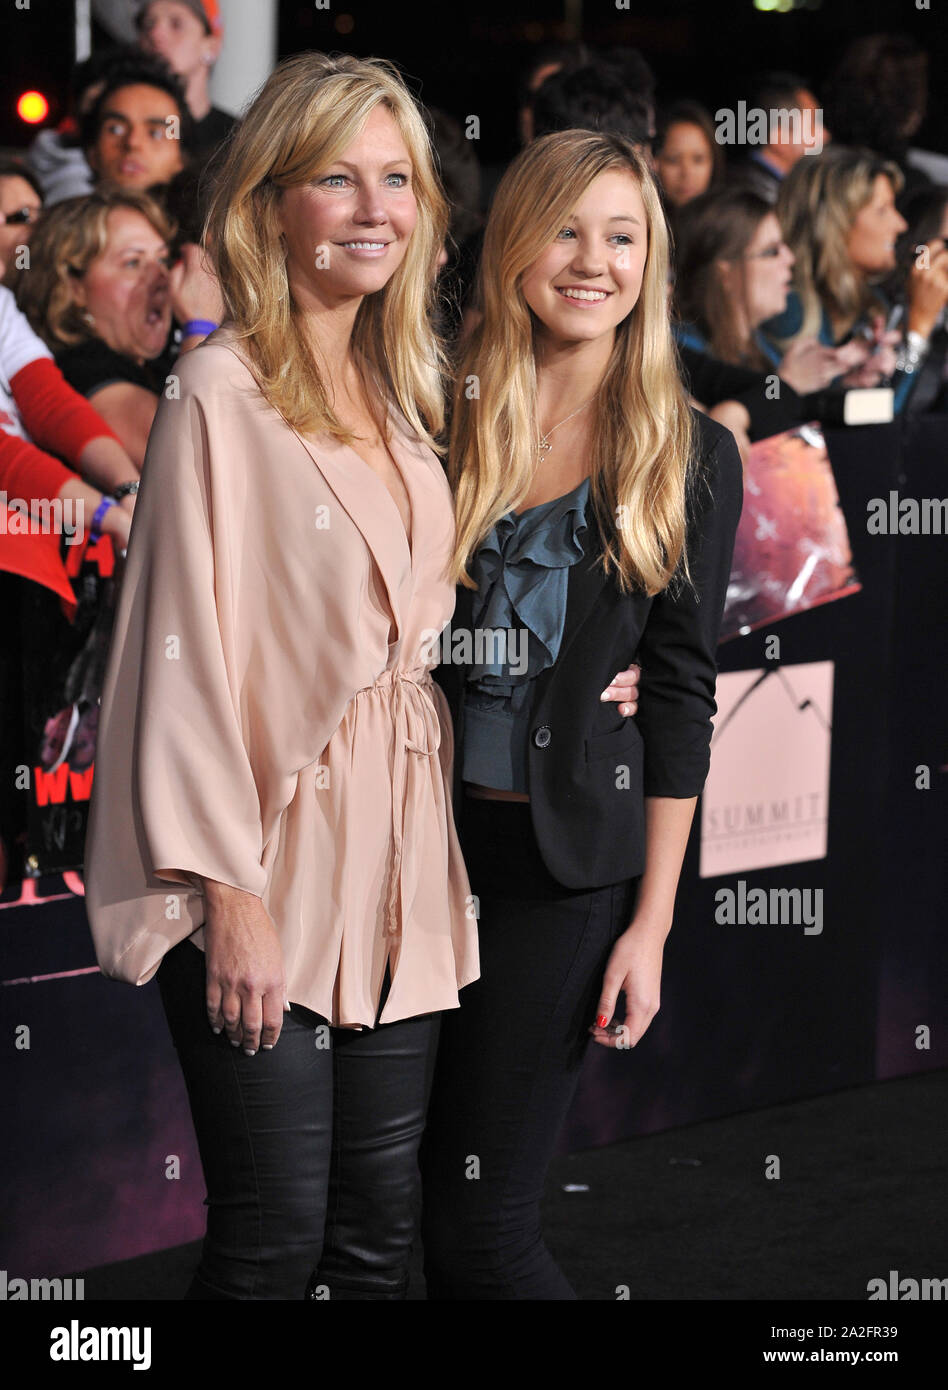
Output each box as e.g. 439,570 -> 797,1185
419,794 -> 639,1300
156,938 -> 440,1300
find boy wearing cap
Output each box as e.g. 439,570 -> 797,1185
137,0 -> 235,160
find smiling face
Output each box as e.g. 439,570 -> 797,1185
89,83 -> 186,190
70,206 -> 172,362
656,121 -> 714,207
275,104 -> 418,313
519,169 -> 649,350
739,211 -> 796,326
846,174 -> 908,274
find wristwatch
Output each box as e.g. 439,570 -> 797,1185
895,330 -> 930,375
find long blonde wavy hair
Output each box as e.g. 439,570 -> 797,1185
204,51 -> 450,447
449,130 -> 694,597
776,145 -> 903,343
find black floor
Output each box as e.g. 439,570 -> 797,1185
76,1068 -> 947,1301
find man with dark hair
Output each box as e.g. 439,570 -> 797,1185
531,60 -> 655,155
27,51 -> 119,206
516,40 -> 592,145
728,71 -> 824,204
136,0 -> 236,161
823,34 -> 938,198
599,45 -> 657,108
80,50 -> 195,194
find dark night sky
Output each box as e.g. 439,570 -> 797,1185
1,0 -> 945,173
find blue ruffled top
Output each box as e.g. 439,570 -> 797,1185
460,476 -> 591,793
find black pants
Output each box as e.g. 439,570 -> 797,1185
156,938 -> 440,1300
419,795 -> 638,1299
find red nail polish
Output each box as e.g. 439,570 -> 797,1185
596,1014 -> 609,1028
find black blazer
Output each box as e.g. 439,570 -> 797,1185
434,410 -> 744,890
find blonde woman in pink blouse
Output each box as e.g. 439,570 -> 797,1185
83,52 -> 481,1301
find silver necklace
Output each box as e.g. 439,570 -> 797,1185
537,395 -> 595,461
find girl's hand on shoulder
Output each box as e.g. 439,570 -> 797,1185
589,920 -> 666,1049
600,663 -> 640,717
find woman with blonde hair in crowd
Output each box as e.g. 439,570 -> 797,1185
761,145 -> 948,411
672,186 -> 865,450
82,50 -> 483,1300
18,188 -> 221,466
420,129 -> 743,1298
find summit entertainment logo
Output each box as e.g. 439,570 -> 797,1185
700,663 -> 834,877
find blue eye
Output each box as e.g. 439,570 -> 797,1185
386,172 -> 410,186
321,174 -> 348,187
611,234 -> 633,246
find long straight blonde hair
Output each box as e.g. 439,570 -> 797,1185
776,146 -> 903,342
205,51 -> 450,447
449,129 -> 694,597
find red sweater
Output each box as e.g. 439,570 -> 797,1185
0,356 -> 121,500
0,358 -> 122,610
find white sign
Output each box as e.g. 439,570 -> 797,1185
700,661 -> 834,877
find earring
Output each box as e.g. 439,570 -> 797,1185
82,310 -> 95,327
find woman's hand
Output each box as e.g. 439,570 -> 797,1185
839,315 -> 900,386
777,336 -> 850,394
76,434 -> 141,498
600,663 -> 641,717
907,237 -> 948,339
99,495 -> 132,552
169,242 -> 224,339
589,919 -> 666,1049
202,880 -> 287,1055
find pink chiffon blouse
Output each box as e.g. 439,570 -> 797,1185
83,327 -> 479,1028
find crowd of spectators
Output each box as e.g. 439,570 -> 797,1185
2,9 -> 948,885
449,35 -> 948,454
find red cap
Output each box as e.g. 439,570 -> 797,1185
138,1 -> 223,37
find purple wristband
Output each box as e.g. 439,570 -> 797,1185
181,319 -> 218,338
89,495 -> 115,539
